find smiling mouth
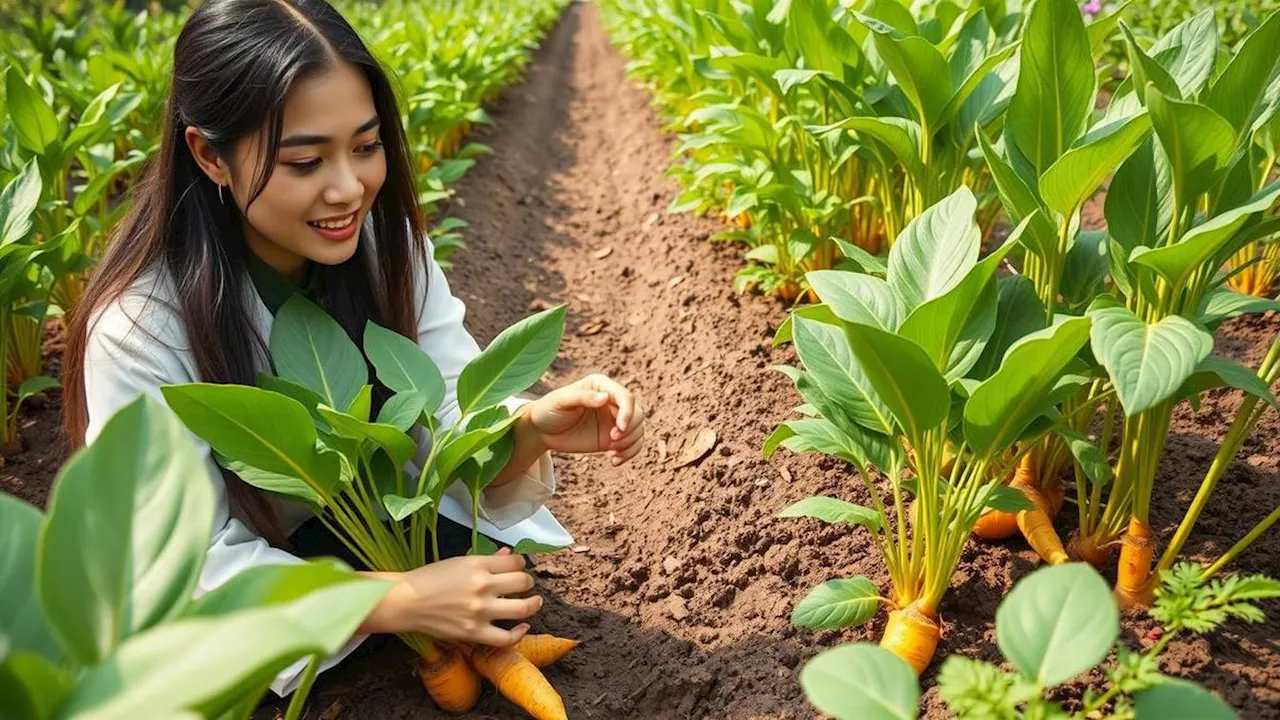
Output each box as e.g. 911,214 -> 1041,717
308,212 -> 356,230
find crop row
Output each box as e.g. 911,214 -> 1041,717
600,0 -> 1280,717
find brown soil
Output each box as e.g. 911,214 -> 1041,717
6,3 -> 1278,719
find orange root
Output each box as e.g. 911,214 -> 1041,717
1067,530 -> 1115,570
1011,460 -> 1069,565
973,509 -> 1020,539
879,604 -> 940,676
513,634 -> 579,668
467,644 -> 568,720
417,644 -> 481,713
1115,517 -> 1156,609
1042,474 -> 1065,517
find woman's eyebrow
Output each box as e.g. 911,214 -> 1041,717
279,115 -> 381,148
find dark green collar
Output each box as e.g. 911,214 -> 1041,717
245,252 -> 322,315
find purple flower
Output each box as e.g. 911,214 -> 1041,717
1081,0 -> 1103,18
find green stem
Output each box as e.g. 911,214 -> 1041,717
283,655 -> 321,720
1202,505 -> 1280,580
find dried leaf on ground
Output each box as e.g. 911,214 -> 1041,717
592,246 -> 614,259
578,320 -> 607,336
667,275 -> 685,289
673,428 -> 716,468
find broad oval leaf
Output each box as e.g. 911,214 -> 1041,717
271,296 -> 367,412
806,270 -> 903,331
779,496 -> 882,532
317,406 -> 417,469
160,384 -> 336,488
996,563 -> 1118,686
0,161 -> 42,247
376,391 -> 428,431
1203,12 -> 1280,136
1040,111 -> 1151,217
969,275 -> 1048,380
842,323 -> 950,440
800,643 -> 919,720
1005,0 -> 1096,175
856,13 -> 952,128
38,397 -> 213,666
457,305 -> 565,416
793,317 -> 896,435
887,186 -> 980,312
964,317 -> 1092,457
5,67 -> 58,154
0,495 -> 60,662
792,577 -> 881,630
1146,88 -> 1235,207
1088,305 -> 1213,416
364,321 -> 446,414
1133,678 -> 1238,720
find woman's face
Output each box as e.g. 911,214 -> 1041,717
228,61 -> 387,282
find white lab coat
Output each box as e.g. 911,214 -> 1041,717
81,235 -> 572,695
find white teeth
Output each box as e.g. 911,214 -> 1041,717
312,213 -> 354,230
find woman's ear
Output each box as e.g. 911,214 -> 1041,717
183,126 -> 232,188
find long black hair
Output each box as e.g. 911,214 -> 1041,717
64,0 -> 426,545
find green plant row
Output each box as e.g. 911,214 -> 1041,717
600,1 -> 1280,716
0,0 -> 567,450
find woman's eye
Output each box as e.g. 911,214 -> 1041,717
359,140 -> 384,154
285,158 -> 321,172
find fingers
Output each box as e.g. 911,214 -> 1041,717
480,551 -> 526,573
472,622 -> 531,648
608,421 -> 645,465
551,387 -> 613,411
487,595 -> 544,622
488,569 -> 537,597
586,374 -> 637,438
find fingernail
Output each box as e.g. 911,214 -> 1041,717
595,392 -> 608,401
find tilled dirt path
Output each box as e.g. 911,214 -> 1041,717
293,3 -> 1280,718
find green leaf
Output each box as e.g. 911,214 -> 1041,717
317,406 -> 417,469
1203,12 -> 1280,136
964,317 -> 1092,457
800,644 -> 919,720
469,535 -> 500,556
382,493 -> 433,522
1178,356 -> 1280,410
1119,23 -> 1182,104
887,186 -> 981,312
983,483 -> 1035,513
768,417 -> 892,470
1089,305 -> 1213,416
5,67 -> 58,154
996,563 -> 1118,686
789,0 -> 863,76
1040,111 -> 1151,216
779,496 -> 882,531
271,296 -> 367,412
0,495 -> 60,662
0,651 -> 72,720
1146,88 -> 1235,207
1086,2 -> 1130,55
970,276 -> 1048,380
1197,287 -> 1280,329
38,397 -> 214,666
805,270 -> 902,330
793,316 -> 895,435
376,391 -> 428,431
1053,427 -> 1113,489
511,539 -> 568,555
457,306 -> 565,416
817,116 -> 924,183
220,457 -> 324,508
833,238 -> 888,274
792,577 -> 881,630
16,375 -> 59,403
1060,231 -> 1111,310
256,374 -> 329,429
1133,679 -> 1238,720
1147,9 -> 1218,98
900,237 -> 1012,378
347,384 -> 372,423
0,160 -> 42,247
856,13 -> 952,127
1105,139 -> 1173,253
1132,183 -> 1280,291
160,384 -> 338,490
434,415 -> 520,485
1005,0 -> 1096,175
59,612 -> 324,719
842,323 -> 951,440
937,656 -> 1041,718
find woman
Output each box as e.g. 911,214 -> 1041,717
61,0 -> 645,695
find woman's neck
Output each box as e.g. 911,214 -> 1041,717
245,230 -> 309,286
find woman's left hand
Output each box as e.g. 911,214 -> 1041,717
523,374 -> 646,465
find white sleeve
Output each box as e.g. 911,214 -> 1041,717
82,296 -> 363,697
412,239 -> 555,528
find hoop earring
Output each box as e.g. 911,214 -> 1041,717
217,184 -> 225,204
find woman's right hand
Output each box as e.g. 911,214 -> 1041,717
358,548 -> 541,646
